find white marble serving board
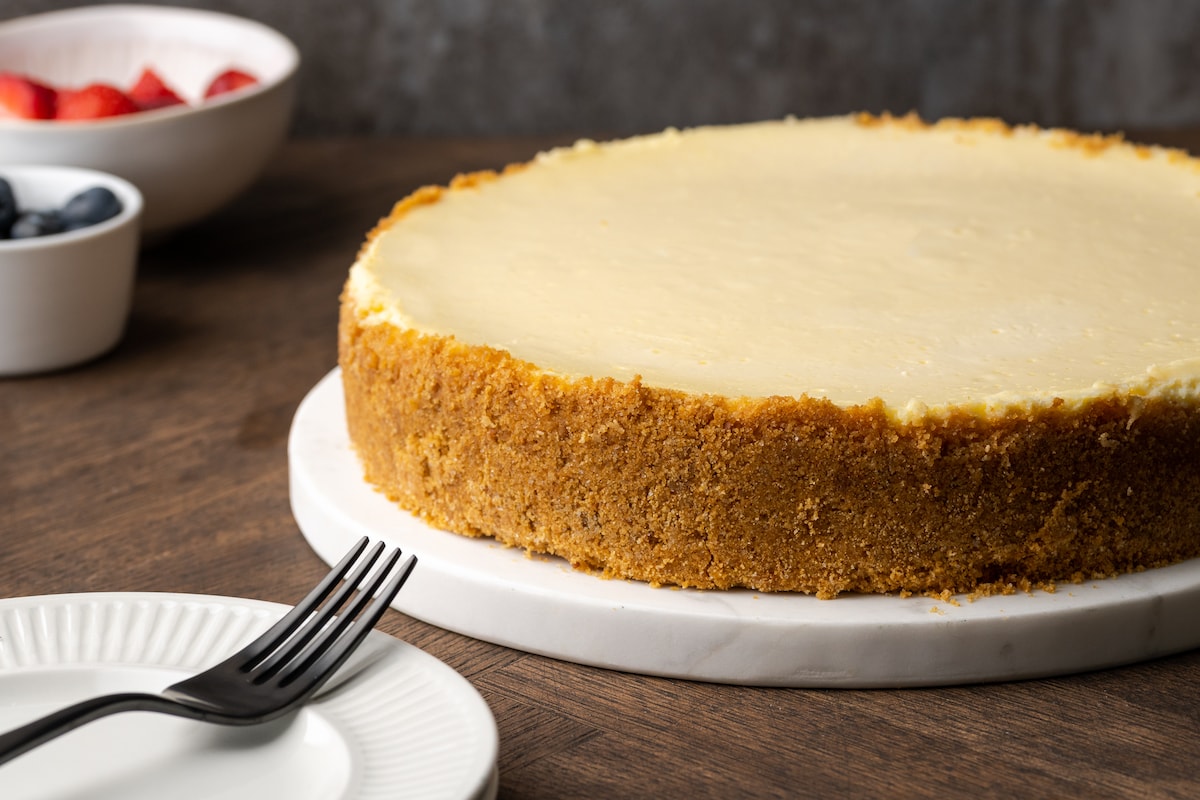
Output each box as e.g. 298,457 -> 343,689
288,368 -> 1200,687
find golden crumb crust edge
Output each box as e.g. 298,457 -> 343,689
339,295 -> 1200,599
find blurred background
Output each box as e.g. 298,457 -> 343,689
5,0 -> 1199,137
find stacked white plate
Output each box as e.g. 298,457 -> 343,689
0,592 -> 498,800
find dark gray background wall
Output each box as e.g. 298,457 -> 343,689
5,1 -> 1199,137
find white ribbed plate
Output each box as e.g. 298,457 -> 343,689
0,593 -> 498,800
290,368 -> 1200,687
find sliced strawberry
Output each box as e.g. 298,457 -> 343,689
128,67 -> 185,111
0,71 -> 57,119
203,68 -> 258,99
55,83 -> 139,121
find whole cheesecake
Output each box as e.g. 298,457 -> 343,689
339,113 -> 1200,598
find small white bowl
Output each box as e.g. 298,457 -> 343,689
0,165 -> 143,376
0,5 -> 299,238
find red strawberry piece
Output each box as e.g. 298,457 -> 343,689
128,67 -> 185,111
0,71 -> 57,119
203,68 -> 258,99
55,83 -> 139,121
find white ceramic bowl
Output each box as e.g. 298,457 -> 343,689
0,165 -> 143,376
0,5 -> 299,238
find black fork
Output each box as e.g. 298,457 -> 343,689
0,537 -> 416,766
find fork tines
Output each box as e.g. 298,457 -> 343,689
239,538 -> 417,689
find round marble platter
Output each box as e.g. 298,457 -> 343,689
289,369 -> 1200,688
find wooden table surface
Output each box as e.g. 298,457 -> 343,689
3,130 -> 1199,799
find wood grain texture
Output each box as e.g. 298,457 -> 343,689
2,132 -> 1198,799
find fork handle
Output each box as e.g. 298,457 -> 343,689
0,692 -> 199,767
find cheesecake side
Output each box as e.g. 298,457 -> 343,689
340,295 -> 1200,598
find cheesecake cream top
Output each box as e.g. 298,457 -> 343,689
347,115 -> 1200,422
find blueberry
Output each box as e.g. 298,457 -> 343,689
10,210 -> 66,239
0,178 -> 16,238
60,186 -> 122,229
